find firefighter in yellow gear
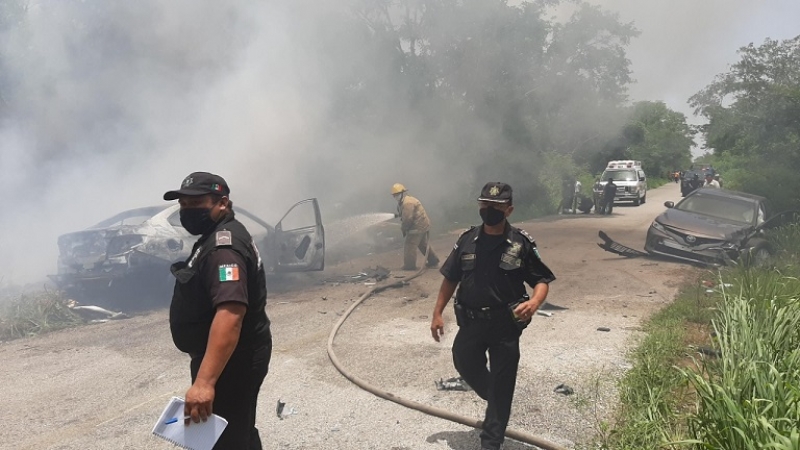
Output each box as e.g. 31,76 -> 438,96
392,183 -> 440,270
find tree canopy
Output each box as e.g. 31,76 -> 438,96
691,35 -> 800,210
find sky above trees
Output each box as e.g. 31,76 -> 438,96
575,0 -> 800,155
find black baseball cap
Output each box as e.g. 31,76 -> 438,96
163,172 -> 230,200
477,182 -> 513,204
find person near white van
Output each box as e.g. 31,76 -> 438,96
593,160 -> 647,206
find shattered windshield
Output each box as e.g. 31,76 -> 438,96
601,170 -> 637,182
91,206 -> 170,228
676,194 -> 757,225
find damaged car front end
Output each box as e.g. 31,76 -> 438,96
644,189 -> 772,266
644,217 -> 754,266
49,206 -> 191,295
599,188 -> 798,268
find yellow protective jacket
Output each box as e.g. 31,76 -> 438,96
397,194 -> 431,235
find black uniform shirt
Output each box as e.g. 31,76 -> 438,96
440,222 -> 556,309
169,212 -> 270,355
603,182 -> 617,200
201,248 -> 249,309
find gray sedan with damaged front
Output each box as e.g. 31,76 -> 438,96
645,188 -> 790,266
49,200 -> 325,305
598,188 -> 798,267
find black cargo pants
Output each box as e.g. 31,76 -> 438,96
452,314 -> 522,450
190,340 -> 272,450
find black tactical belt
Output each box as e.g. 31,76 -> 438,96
456,303 -> 507,320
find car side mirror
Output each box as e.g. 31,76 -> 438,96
664,201 -> 674,208
639,177 -> 645,181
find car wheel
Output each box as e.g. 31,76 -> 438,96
642,193 -> 647,204
633,197 -> 640,206
740,238 -> 772,268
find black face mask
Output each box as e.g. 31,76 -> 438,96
480,207 -> 506,226
180,208 -> 217,236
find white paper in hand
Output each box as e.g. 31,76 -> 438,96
151,397 -> 228,450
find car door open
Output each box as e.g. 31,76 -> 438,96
274,198 -> 325,272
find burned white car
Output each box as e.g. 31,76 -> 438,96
49,199 -> 325,301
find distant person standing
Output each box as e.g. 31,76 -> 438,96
703,172 -> 720,188
714,173 -> 723,188
572,179 -> 582,214
689,173 -> 704,192
392,183 -> 440,270
601,178 -> 617,215
164,172 -> 271,450
558,176 -> 574,214
592,177 -> 603,213
430,182 -> 555,450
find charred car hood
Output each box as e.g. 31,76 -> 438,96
58,225 -> 151,262
656,209 -> 751,240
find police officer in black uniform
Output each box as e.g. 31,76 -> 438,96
601,177 -> 617,215
164,172 -> 271,450
430,182 -> 556,450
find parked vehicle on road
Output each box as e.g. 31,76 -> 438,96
593,160 -> 647,206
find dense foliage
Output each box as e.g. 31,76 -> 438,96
601,224 -> 800,449
691,35 -> 800,211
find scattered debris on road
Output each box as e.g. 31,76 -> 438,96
435,376 -> 471,391
276,399 -> 298,419
324,266 -> 391,284
554,384 -> 574,395
597,230 -> 649,258
66,300 -> 129,322
597,327 -> 611,332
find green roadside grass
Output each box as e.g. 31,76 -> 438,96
647,177 -> 670,190
0,289 -> 83,341
596,225 -> 800,449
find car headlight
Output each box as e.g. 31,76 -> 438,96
651,221 -> 665,232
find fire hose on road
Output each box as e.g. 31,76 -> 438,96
326,242 -> 570,450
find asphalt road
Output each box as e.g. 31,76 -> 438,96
1,183 -> 698,450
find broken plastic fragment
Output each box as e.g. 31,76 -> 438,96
554,384 -> 574,395
435,377 -> 471,391
276,400 -> 285,419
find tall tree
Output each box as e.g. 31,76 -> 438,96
625,101 -> 694,177
690,35 -> 800,209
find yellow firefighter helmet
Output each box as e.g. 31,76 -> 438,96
391,183 -> 407,195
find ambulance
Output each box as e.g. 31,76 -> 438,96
594,160 -> 647,206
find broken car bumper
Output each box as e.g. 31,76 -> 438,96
644,225 -> 737,266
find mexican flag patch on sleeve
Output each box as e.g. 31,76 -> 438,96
219,264 -> 240,282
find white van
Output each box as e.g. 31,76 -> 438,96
594,160 -> 647,206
